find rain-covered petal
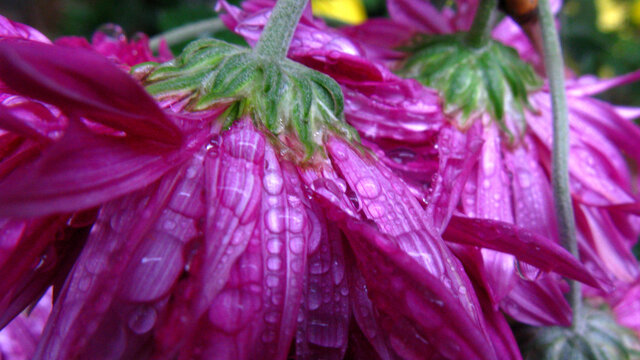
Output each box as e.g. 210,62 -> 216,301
33,167 -> 189,359
296,217 -> 349,360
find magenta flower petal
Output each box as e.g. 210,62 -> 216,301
0,103 -> 51,143
504,138 -> 557,240
613,281 -> 640,336
427,123 -> 483,231
340,218 -> 497,360
0,123 -> 194,217
0,289 -> 52,360
296,220 -> 349,360
347,263 -> 395,360
443,215 -> 603,289
0,39 -> 182,145
153,122 -> 313,360
33,169 -> 187,360
387,0 -> 454,34
500,276 -> 571,326
0,15 -> 50,43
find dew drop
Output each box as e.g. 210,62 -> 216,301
309,260 -> 330,275
267,256 -> 282,271
109,210 -> 128,231
290,259 -> 304,273
263,172 -> 284,195
267,238 -> 283,254
308,289 -> 322,310
266,275 -> 280,288
288,209 -> 305,233
289,236 -> 305,254
517,171 -> 531,188
163,219 -> 177,231
367,203 -> 386,218
386,148 -> 416,164
128,306 -> 157,334
355,177 -> 381,199
265,208 -> 285,233
264,311 -> 280,324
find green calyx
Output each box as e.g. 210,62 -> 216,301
132,39 -> 358,157
517,306 -> 640,360
397,34 -> 542,141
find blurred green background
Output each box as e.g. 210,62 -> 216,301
1,0 -> 639,105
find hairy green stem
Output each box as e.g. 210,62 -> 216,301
149,18 -> 225,52
538,0 -> 582,331
466,0 -> 498,47
254,0 -> 309,59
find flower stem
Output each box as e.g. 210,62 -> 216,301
254,0 -> 309,60
149,18 -> 225,52
537,0 -> 582,331
466,0 -> 498,47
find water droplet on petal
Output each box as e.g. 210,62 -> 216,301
308,289 -> 322,310
263,172 -> 284,195
265,208 -> 285,233
288,209 -> 305,233
289,236 -> 305,254
309,260 -> 330,275
355,177 -> 381,199
128,306 -> 157,334
267,238 -> 282,254
267,256 -> 282,271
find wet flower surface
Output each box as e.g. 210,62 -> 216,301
1,0 -> 640,359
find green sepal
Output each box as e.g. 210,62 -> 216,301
516,306 -> 640,360
397,34 -> 542,141
132,39 -> 356,158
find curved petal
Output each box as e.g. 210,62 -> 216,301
0,15 -> 51,43
33,167 -> 187,360
443,216 -> 603,289
0,39 -> 182,145
0,123 -> 195,217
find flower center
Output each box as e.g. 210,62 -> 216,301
396,35 -> 542,142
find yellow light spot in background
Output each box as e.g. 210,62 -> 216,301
312,0 -> 367,25
632,0 -> 640,26
595,0 -> 627,32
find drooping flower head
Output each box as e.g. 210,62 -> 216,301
0,12 -> 585,360
218,0 -> 640,342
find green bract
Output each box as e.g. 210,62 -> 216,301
397,35 -> 542,141
518,306 -> 640,360
132,39 -> 358,156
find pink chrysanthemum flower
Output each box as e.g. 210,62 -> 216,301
0,10 -> 607,360
219,0 -> 640,335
